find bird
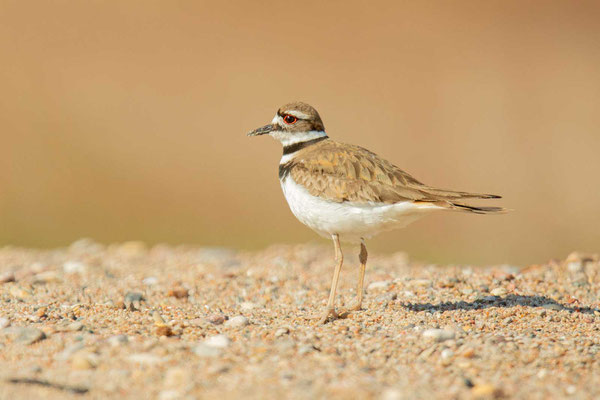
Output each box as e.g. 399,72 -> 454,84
247,102 -> 505,324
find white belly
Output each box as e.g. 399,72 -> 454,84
280,176 -> 438,242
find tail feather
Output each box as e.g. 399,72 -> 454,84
412,185 -> 507,214
414,199 -> 508,214
447,202 -> 507,214
420,187 -> 502,200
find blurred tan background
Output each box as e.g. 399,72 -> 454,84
1,1 -> 599,265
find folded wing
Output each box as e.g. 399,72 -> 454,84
286,140 -> 505,214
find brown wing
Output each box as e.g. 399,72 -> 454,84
285,140 -> 504,212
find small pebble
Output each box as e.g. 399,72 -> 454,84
71,352 -> 97,370
240,301 -> 258,311
542,303 -> 563,311
224,316 -> 249,328
422,329 -> 455,342
441,349 -> 454,360
0,272 -> 16,283
380,388 -> 402,400
9,286 -> 31,300
298,344 -> 318,355
143,276 -> 158,286
155,325 -> 174,337
193,344 -> 222,357
461,348 -> 475,358
460,288 -> 474,295
490,288 -> 507,296
127,353 -> 165,364
204,334 -> 231,348
207,314 -> 227,325
55,343 -> 85,361
16,327 -> 46,345
158,390 -> 181,400
164,367 -> 191,388
124,292 -> 144,310
167,286 -> 189,299
440,349 -> 454,366
63,261 -> 88,274
367,280 -> 391,291
0,317 -> 9,329
68,321 -> 85,331
108,335 -> 129,347
412,279 -> 432,287
33,271 -> 61,283
471,383 -> 502,399
275,327 -> 290,337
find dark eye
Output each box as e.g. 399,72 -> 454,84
283,115 -> 298,124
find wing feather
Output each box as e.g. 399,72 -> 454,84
287,140 -> 503,211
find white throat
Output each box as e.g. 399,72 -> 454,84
271,130 -> 327,147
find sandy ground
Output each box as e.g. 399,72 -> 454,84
0,240 -> 599,400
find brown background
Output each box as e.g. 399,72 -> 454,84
1,1 -> 599,265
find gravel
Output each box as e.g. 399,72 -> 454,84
0,241 -> 599,399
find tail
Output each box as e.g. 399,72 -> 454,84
419,187 -> 502,200
414,189 -> 507,214
445,202 -> 507,214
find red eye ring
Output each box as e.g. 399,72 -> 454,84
283,115 -> 298,124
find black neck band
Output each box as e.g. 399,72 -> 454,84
282,136 -> 328,155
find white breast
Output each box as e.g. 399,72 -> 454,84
280,175 -> 438,243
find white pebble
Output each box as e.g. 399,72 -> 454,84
204,334 -> 231,348
422,329 -> 455,342
380,388 -> 402,400
63,261 -> 88,274
412,279 -> 432,287
490,288 -> 507,296
367,281 -> 391,291
275,327 -> 290,337
567,261 -> 583,273
158,390 -> 181,400
224,316 -> 249,328
108,334 -> 129,347
142,277 -> 158,286
193,344 -> 222,357
441,349 -> 454,360
127,353 -> 165,364
537,369 -> 548,379
240,302 -> 257,311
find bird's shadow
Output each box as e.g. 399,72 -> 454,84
401,294 -> 598,315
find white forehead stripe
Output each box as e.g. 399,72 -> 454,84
284,110 -> 310,119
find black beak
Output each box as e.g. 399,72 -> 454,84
247,124 -> 274,137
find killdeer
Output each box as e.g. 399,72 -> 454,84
248,102 -> 504,324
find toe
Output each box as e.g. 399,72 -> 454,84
316,308 -> 338,324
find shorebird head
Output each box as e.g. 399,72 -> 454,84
247,102 -> 327,146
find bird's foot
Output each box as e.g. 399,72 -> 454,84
343,301 -> 363,312
316,307 -> 339,324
